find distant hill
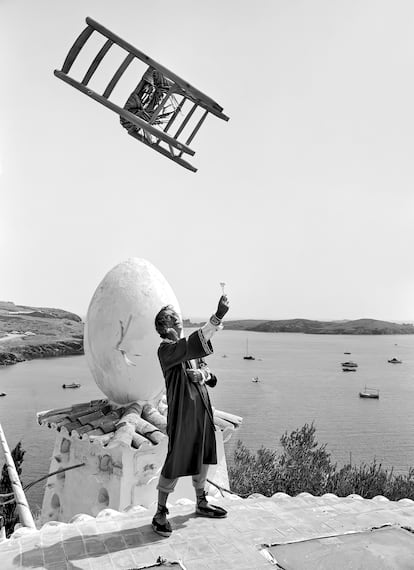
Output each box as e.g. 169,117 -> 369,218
0,302 -> 84,366
188,318 -> 414,335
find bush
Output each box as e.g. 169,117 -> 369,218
229,423 -> 414,501
0,442 -> 25,536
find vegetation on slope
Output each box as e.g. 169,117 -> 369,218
0,442 -> 25,537
0,302 -> 83,365
229,423 -> 414,500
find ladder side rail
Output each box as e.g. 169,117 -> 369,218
61,25 -> 95,74
85,17 -> 228,120
82,39 -> 113,85
54,71 -> 195,156
103,53 -> 135,99
128,130 -> 197,172
173,103 -> 198,140
0,424 -> 36,530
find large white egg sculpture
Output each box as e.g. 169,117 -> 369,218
84,258 -> 181,404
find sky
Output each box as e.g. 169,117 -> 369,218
1,0 -> 414,321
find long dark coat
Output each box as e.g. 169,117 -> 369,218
158,329 -> 217,479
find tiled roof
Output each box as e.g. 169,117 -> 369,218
1,492 -> 414,569
37,399 -> 242,448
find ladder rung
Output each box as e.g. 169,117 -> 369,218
185,109 -> 208,146
62,25 -> 94,74
163,96 -> 186,134
103,53 -> 135,99
174,103 -> 197,139
82,39 -> 113,85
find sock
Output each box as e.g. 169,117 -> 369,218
157,491 -> 169,512
196,489 -> 207,506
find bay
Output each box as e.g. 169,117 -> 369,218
0,330 -> 413,513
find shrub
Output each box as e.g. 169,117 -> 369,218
0,442 -> 25,536
229,423 -> 414,501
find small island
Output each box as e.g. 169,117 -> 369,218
0,301 -> 84,366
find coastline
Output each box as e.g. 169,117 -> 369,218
0,301 -> 84,366
0,339 -> 84,366
1,301 -> 413,367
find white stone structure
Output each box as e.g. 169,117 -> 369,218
38,401 -> 240,523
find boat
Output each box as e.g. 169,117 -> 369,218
243,339 -> 255,361
388,358 -> 402,364
342,368 -> 356,372
344,352 -> 351,355
341,361 -> 358,368
251,376 -> 260,383
359,386 -> 379,399
0,392 -> 6,397
62,382 -> 81,389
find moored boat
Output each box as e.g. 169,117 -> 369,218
342,368 -> 356,372
243,339 -> 255,361
62,382 -> 81,389
341,361 -> 358,368
359,386 -> 379,399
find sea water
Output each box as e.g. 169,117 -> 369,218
0,330 -> 413,512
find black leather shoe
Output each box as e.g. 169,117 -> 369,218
152,505 -> 172,537
196,491 -> 227,518
195,503 -> 228,518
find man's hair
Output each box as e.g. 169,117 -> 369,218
155,305 -> 176,338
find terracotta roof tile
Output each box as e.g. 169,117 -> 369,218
37,399 -> 242,450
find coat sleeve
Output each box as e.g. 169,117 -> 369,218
159,330 -> 213,371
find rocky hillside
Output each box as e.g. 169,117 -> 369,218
220,318 -> 414,335
0,302 -> 84,366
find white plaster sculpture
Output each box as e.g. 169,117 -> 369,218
84,258 -> 181,404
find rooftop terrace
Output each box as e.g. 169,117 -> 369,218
1,491 -> 414,569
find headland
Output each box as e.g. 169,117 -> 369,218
0,301 -> 83,366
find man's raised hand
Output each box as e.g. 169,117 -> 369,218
215,295 -> 229,320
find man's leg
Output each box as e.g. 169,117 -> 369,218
192,465 -> 227,518
152,474 -> 178,536
192,463 -> 210,502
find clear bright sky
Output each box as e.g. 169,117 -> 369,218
1,0 -> 413,321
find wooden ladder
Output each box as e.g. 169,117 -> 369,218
54,17 -> 229,172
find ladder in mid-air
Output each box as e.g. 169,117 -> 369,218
54,17 -> 229,172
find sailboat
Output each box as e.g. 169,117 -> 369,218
359,386 -> 379,399
243,339 -> 255,360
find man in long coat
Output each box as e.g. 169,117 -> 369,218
152,295 -> 229,536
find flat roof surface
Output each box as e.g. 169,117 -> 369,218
1,492 -> 414,569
